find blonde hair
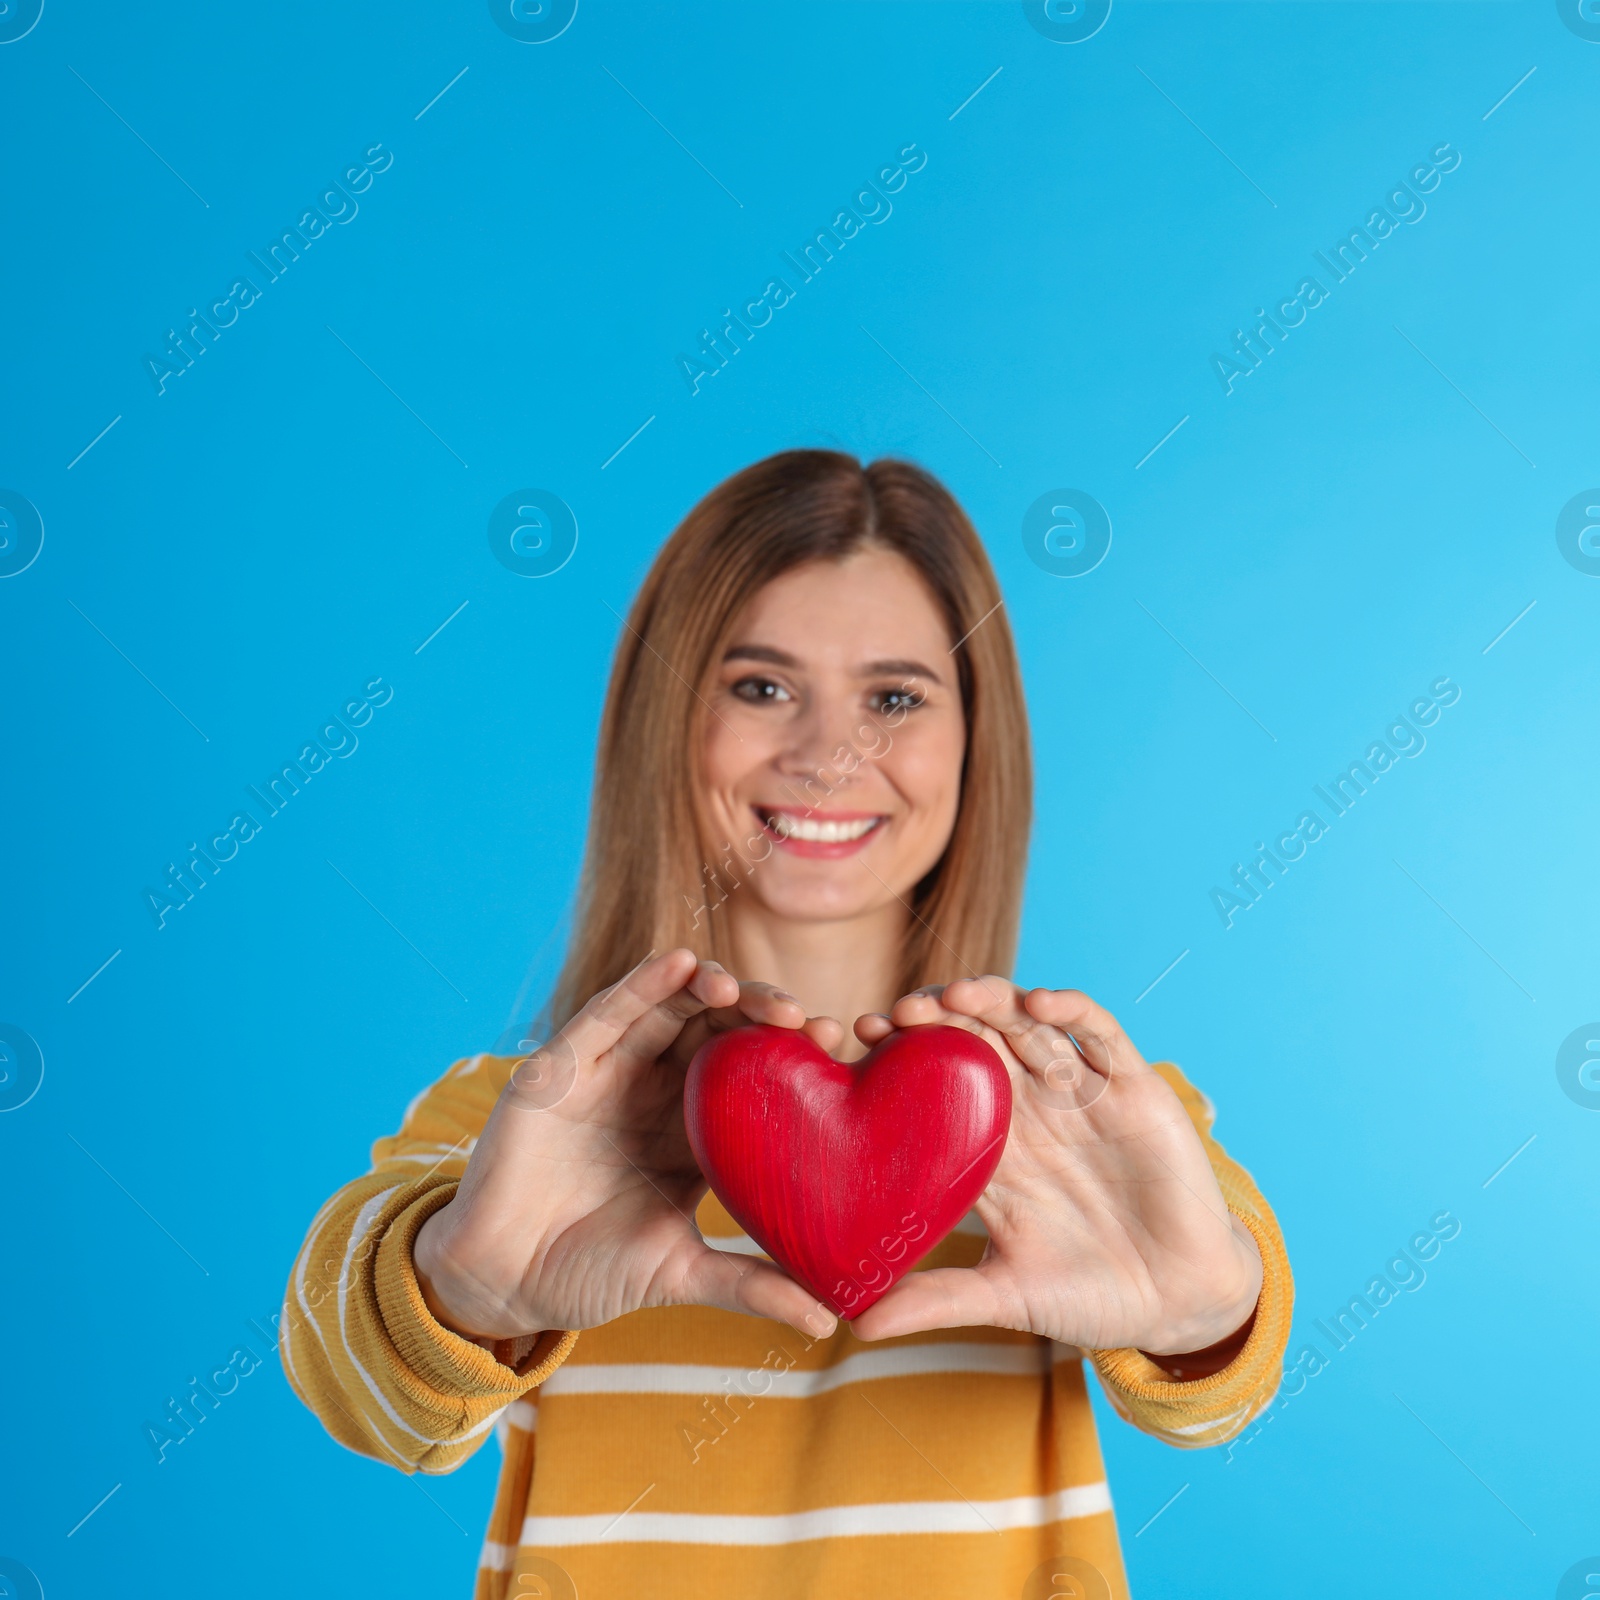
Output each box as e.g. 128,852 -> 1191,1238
548,450 -> 1032,1028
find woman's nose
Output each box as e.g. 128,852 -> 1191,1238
772,699 -> 868,795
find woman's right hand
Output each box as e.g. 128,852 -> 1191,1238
412,949 -> 839,1344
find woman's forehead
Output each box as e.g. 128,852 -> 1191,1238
726,550 -> 951,664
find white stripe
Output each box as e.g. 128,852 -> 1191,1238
282,1198 -> 344,1389
520,1483 -> 1112,1546
291,1186 -> 503,1461
403,1054 -> 487,1127
334,1189 -> 447,1458
289,1190 -> 346,1281
497,1398 -> 537,1443
279,1294 -> 305,1389
702,1233 -> 768,1258
291,1193 -> 383,1352
1168,1405 -> 1253,1438
479,1538 -> 517,1572
290,1187 -> 413,1463
379,1145 -> 478,1166
542,1341 -> 1048,1400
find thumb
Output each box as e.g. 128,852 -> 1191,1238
676,1243 -> 839,1342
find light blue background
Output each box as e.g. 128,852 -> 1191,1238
3,2 -> 1596,1594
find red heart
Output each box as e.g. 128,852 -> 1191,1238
684,1023 -> 1012,1318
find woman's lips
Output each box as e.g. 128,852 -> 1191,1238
754,805 -> 887,859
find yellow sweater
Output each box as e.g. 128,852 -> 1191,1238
282,1052 -> 1291,1600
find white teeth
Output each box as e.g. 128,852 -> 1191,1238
766,812 -> 879,842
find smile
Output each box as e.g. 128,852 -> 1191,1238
755,806 -> 886,857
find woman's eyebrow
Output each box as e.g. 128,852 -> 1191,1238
860,657 -> 944,687
723,644 -> 796,666
722,645 -> 945,688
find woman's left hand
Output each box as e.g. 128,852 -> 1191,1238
848,979 -> 1262,1360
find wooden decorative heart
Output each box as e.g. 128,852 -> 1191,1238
684,1023 -> 1012,1318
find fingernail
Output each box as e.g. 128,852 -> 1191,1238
772,989 -> 800,1004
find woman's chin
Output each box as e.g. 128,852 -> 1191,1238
742,878 -> 910,927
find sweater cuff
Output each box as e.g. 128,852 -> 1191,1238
374,1181 -> 578,1398
1090,1205 -> 1291,1439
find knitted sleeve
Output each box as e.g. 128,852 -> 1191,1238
1090,1061 -> 1293,1448
279,1052 -> 579,1474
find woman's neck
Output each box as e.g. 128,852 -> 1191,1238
723,901 -> 908,1056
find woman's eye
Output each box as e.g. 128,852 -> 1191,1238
730,675 -> 791,704
870,686 -> 925,715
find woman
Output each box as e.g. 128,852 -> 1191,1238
283,451 -> 1291,1600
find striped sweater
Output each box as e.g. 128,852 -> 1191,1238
283,1052 -> 1291,1599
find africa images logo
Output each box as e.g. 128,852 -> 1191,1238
1210,144 -> 1461,396
1210,677 -> 1460,928
676,144 -> 928,395
142,145 -> 394,395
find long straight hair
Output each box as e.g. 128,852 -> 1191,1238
547,450 -> 1032,1029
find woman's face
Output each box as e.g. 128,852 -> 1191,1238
700,546 -> 967,926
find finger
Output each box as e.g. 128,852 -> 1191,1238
938,975 -> 1121,1094
686,960 -> 746,1012
561,949 -> 703,1061
885,992 -> 1008,1064
1021,988 -> 1146,1078
802,1016 -> 847,1055
853,1012 -> 893,1046
678,1246 -> 839,1340
604,957 -> 752,1068
699,970 -> 808,1030
849,1265 -> 1008,1343
939,975 -> 1029,1030
886,990 -> 958,1028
